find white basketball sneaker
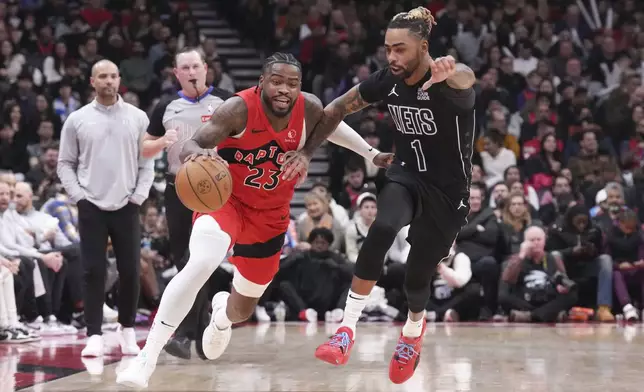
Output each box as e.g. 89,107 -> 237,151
117,325 -> 141,355
202,291 -> 232,360
116,351 -> 156,389
81,335 -> 104,357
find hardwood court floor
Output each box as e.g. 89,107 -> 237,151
10,322 -> 644,391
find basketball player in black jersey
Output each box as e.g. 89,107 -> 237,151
283,6 -> 476,384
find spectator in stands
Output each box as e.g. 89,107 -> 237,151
25,142 -> 59,203
503,165 -> 539,210
52,78 -> 80,123
42,41 -> 67,86
0,253 -> 39,342
120,40 -> 155,103
606,208 -> 644,322
34,94 -> 61,134
426,248 -> 480,322
488,181 -> 509,215
77,37 -> 103,78
276,228 -> 352,322
593,182 -> 627,231
0,40 -> 27,84
296,191 -> 344,252
26,121 -> 56,167
480,129 -> 516,188
524,132 -> 563,190
12,182 -> 82,328
500,226 -> 577,323
199,38 -> 219,64
619,111 -> 644,170
0,122 -> 29,174
345,192 -> 376,263
304,182 -> 349,229
0,181 -> 69,333
40,189 -> 79,244
539,175 -> 576,226
210,59 -> 235,94
476,109 -> 520,158
567,130 -> 620,189
336,165 -> 369,210
547,203 -> 614,321
80,0 -> 113,30
501,191 -> 540,255
456,185 -> 502,320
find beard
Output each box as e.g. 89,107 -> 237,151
261,89 -> 294,118
392,49 -> 424,79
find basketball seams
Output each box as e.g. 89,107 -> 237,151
194,159 -> 224,207
184,162 -> 217,211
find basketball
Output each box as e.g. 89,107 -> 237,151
175,156 -> 232,213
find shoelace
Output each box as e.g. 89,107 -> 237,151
328,332 -> 351,352
394,341 -> 419,364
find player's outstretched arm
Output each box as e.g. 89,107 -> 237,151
446,63 -> 476,90
301,86 -> 370,158
281,87 -> 371,181
422,56 -> 476,91
302,92 -> 388,164
179,96 -> 247,163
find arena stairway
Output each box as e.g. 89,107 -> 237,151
187,0 -> 330,218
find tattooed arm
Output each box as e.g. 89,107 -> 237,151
299,86 -> 371,158
179,96 -> 247,162
302,92 -> 390,164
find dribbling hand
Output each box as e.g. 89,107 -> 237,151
183,149 -> 229,167
422,55 -> 457,90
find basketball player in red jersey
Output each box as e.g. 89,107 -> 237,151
116,53 -> 393,389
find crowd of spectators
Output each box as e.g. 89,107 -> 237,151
4,0 -> 644,344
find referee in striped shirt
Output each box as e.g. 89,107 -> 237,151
142,47 -> 232,359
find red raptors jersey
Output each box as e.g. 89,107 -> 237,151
217,87 -> 305,209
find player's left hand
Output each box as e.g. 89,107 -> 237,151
422,55 -> 456,90
372,152 -> 395,168
281,151 -> 310,183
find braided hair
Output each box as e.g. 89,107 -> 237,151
388,6 -> 437,40
256,52 -> 302,92
262,52 -> 301,74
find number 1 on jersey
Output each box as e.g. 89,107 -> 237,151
410,139 -> 427,172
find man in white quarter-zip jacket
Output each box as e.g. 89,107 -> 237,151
57,60 -> 154,359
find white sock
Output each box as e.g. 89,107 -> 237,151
142,215 -> 231,359
5,275 -> 18,327
214,307 -> 232,330
402,311 -> 426,338
340,290 -> 368,335
0,273 -> 8,327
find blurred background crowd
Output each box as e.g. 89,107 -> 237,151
3,0 -> 644,344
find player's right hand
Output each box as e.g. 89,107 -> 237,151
164,129 -> 178,147
373,152 -> 394,168
184,149 -> 229,167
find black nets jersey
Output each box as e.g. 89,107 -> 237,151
358,68 -> 476,199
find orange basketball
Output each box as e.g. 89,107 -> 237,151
175,156 -> 232,213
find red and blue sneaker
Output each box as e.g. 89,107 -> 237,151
314,326 -> 354,365
388,319 -> 427,384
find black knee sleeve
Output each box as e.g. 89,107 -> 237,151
404,247 -> 450,313
405,282 -> 432,314
354,219 -> 400,281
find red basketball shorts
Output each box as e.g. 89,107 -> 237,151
194,196 -> 289,287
